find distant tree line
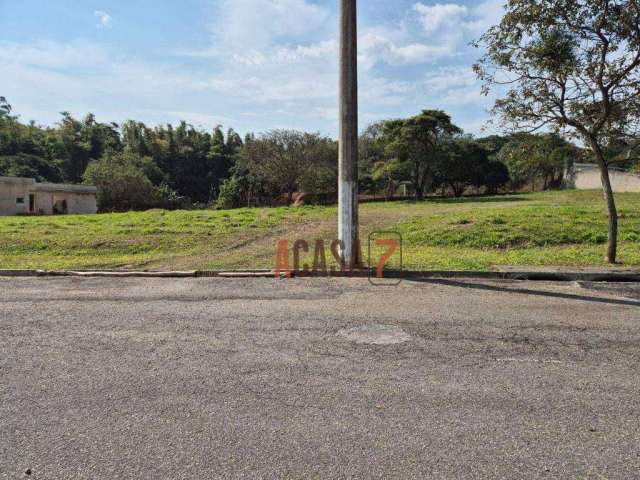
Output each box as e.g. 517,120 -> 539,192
0,98 -> 597,212
0,101 -> 243,211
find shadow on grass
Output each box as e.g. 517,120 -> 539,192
366,194 -> 530,207
425,194 -> 530,205
408,278 -> 640,307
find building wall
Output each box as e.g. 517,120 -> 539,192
1,177 -> 98,216
0,179 -> 33,215
34,191 -> 97,215
34,192 -> 53,215
571,165 -> 640,193
55,192 -> 97,215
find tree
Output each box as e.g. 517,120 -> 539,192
476,135 -> 512,160
0,153 -> 63,182
0,97 -> 11,117
383,110 -> 462,200
484,160 -> 511,195
0,105 -> 244,206
371,158 -> 407,200
475,0 -> 640,263
433,139 -> 510,196
83,152 -> 162,212
497,134 -> 576,190
300,139 -> 338,200
56,113 -> 120,183
358,122 -> 390,195
216,154 -> 272,209
601,135 -> 640,170
436,140 -> 490,197
244,130 -> 332,206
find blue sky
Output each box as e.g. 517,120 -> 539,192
0,0 -> 506,137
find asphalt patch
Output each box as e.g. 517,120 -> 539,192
338,324 -> 413,345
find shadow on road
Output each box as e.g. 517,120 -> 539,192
410,278 -> 640,308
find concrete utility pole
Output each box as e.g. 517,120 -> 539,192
338,0 -> 359,269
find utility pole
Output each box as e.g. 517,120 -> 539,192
338,0 -> 359,269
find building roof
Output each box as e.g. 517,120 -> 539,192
0,176 -> 97,194
34,183 -> 97,194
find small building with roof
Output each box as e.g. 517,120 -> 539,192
0,176 -> 98,216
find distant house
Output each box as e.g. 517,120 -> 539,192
567,164 -> 640,193
0,176 -> 98,216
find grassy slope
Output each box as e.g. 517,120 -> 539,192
0,190 -> 638,270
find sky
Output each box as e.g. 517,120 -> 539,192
0,0 -> 506,138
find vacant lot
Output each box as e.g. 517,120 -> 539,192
0,190 -> 639,270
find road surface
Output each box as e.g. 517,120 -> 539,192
1,277 -> 639,479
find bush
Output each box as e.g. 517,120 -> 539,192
215,175 -> 242,209
83,153 -> 164,212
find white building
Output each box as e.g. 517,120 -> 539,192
0,176 -> 98,216
569,164 -> 640,193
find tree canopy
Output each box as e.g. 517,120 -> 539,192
382,110 -> 462,199
474,0 -> 640,263
0,99 -> 583,212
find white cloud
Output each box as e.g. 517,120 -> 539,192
188,0 -> 467,111
0,40 -> 209,126
2,0 -> 508,135
0,40 -> 108,69
166,111 -> 236,126
231,40 -> 337,67
471,0 -> 507,32
359,32 -> 452,69
422,66 -> 479,102
413,3 -> 469,35
214,0 -> 331,50
411,1 -> 506,54
423,66 -> 479,93
94,10 -> 112,28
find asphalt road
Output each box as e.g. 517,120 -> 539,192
1,277 -> 639,479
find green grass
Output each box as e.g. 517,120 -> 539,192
0,189 -> 638,270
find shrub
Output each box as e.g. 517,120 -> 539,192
83,153 -> 163,212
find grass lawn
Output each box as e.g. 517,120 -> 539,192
0,189 -> 638,271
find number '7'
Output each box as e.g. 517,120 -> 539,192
375,239 -> 398,278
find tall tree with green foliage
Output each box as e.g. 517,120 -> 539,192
383,110 -> 462,200
244,130 -> 334,206
475,0 -> 640,263
56,113 -> 120,183
0,97 -> 11,116
436,139 -> 495,197
0,153 -> 63,182
497,134 -> 577,190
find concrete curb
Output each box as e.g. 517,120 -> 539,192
1,269 -> 640,282
0,270 -> 197,278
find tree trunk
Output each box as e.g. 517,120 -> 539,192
385,180 -> 394,201
591,140 -> 618,264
